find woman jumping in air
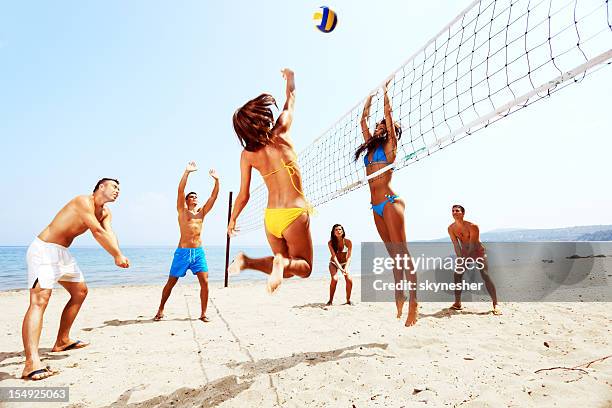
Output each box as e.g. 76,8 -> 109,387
355,80 -> 418,326
227,69 -> 313,293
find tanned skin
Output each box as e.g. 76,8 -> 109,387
154,162 -> 219,322
448,205 -> 500,315
22,180 -> 129,380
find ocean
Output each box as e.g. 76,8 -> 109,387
0,245 -> 361,291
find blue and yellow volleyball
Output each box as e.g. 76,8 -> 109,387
313,6 -> 338,33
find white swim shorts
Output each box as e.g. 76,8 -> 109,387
26,237 -> 84,289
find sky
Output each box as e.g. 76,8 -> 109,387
0,1 -> 611,247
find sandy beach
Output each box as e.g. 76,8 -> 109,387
1,276 -> 611,407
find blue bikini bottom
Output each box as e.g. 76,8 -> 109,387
371,194 -> 399,218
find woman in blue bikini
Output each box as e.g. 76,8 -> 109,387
354,80 -> 418,327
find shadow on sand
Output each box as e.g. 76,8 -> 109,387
291,302 -> 330,310
0,371 -> 18,381
419,308 -> 494,319
82,318 -> 194,332
68,343 -> 389,407
0,348 -> 71,381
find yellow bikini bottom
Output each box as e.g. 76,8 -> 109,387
264,207 -> 312,239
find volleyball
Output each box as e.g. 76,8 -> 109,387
313,6 -> 338,33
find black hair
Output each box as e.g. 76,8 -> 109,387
354,118 -> 402,162
93,178 -> 119,193
329,224 -> 346,253
452,204 -> 465,214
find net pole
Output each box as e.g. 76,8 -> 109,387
224,191 -> 233,288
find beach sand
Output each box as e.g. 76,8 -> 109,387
1,277 -> 611,407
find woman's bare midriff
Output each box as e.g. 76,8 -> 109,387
366,166 -> 397,203
263,176 -> 308,208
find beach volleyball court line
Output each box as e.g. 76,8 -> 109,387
208,296 -> 283,404
236,0 -> 612,233
182,290 -> 210,382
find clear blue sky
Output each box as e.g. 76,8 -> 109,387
1,1 -> 610,247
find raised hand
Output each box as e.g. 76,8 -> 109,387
362,94 -> 374,117
209,169 -> 219,180
185,161 -> 198,173
281,68 -> 294,80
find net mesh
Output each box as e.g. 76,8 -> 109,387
237,0 -> 612,233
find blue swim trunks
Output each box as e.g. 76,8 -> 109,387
169,247 -> 208,278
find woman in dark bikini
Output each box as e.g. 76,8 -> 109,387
327,224 -> 353,306
354,80 -> 417,326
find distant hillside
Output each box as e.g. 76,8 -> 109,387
426,225 -> 612,242
575,230 -> 612,241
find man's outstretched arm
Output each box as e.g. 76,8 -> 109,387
448,226 -> 463,258
200,169 -> 220,216
468,224 -> 481,256
177,161 -> 198,211
77,199 -> 129,267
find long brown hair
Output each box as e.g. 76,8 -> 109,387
354,118 -> 402,162
330,224 -> 346,253
232,93 -> 278,152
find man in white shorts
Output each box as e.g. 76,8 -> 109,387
21,178 -> 130,380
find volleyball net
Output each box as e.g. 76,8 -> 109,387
236,0 -> 612,234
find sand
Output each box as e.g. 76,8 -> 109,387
1,276 -> 611,407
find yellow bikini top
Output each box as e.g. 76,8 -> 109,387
262,159 -> 305,196
262,159 -> 316,215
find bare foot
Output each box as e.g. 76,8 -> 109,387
491,306 -> 502,316
21,365 -> 59,381
449,303 -> 463,311
405,302 -> 418,327
228,252 -> 245,275
199,316 -> 211,323
396,294 -> 406,319
51,339 -> 89,352
326,300 -> 333,306
267,254 -> 285,293
344,301 -> 354,306
153,311 -> 164,321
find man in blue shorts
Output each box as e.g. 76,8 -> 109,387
154,161 -> 219,322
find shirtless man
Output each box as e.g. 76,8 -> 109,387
22,178 -> 129,380
447,204 -> 501,315
154,162 -> 219,323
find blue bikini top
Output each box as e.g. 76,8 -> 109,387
363,145 -> 388,167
